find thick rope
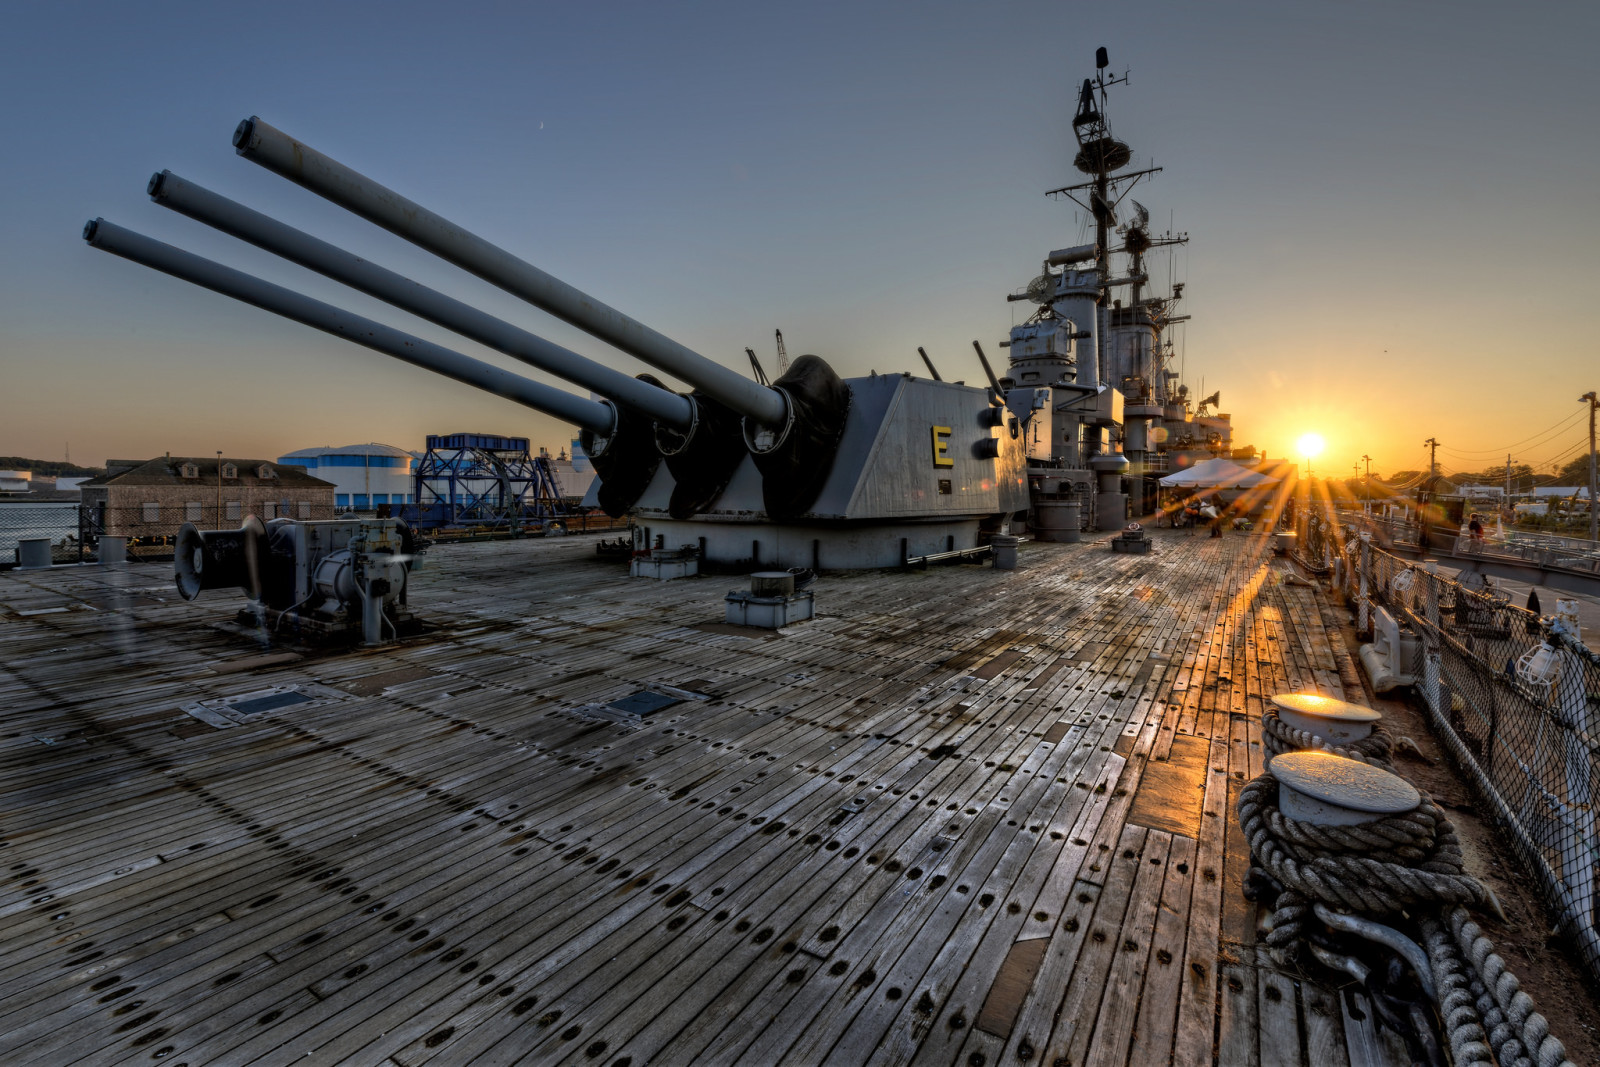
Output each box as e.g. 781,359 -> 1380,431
1422,915 -> 1494,1067
1262,708 -> 1395,765
1451,906 -> 1572,1067
1239,773 -> 1492,922
1239,768 -> 1575,1066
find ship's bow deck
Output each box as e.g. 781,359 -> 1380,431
0,531 -> 1408,1065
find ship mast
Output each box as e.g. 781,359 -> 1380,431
1046,47 -> 1162,305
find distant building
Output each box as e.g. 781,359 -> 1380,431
54,476 -> 88,492
542,440 -> 596,500
1530,486 -> 1592,501
80,456 -> 335,539
0,471 -> 32,495
277,443 -> 415,511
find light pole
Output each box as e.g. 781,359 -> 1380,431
216,450 -> 223,525
1583,391 -> 1598,542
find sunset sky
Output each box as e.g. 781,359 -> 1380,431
2,1 -> 1596,480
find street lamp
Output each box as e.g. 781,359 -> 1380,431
216,450 -> 223,524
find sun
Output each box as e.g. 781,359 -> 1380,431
1296,432 -> 1325,459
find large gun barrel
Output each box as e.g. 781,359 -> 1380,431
145,170 -> 694,432
233,116 -> 790,429
82,219 -> 616,434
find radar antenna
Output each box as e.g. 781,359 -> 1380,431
1046,46 -> 1164,301
774,329 -> 790,375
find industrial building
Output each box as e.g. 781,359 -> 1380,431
79,455 -> 335,540
276,442 -> 415,511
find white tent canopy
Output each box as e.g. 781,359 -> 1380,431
1158,457 -> 1280,489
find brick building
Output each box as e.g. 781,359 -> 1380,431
79,455 -> 336,541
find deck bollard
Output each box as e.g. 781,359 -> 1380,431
1270,750 -> 1419,827
1270,692 -> 1381,747
99,536 -> 127,565
991,534 -> 1020,570
17,538 -> 52,569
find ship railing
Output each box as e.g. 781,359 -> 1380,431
1,503 -> 629,568
1335,536 -> 1600,984
1337,509 -> 1421,551
1453,527 -> 1600,575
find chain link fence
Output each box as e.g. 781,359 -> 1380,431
1337,527 -> 1600,982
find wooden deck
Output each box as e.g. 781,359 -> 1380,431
0,529 -> 1411,1066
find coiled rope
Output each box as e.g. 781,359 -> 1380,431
1261,708 -> 1395,765
1239,769 -> 1573,1066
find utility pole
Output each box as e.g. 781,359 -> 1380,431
1505,453 -> 1512,500
216,450 -> 224,524
1423,438 -> 1439,482
1362,454 -> 1372,509
1583,391 -> 1598,542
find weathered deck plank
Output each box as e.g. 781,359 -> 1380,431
0,530 -> 1399,1065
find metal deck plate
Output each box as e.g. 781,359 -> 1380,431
608,690 -> 684,717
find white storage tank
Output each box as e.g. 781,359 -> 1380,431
278,443 -> 415,512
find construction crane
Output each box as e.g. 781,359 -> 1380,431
744,346 -> 770,385
774,329 -> 790,376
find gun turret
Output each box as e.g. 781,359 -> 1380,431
232,117 -> 850,519
83,117 -> 1023,566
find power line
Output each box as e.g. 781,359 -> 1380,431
1530,439 -> 1589,473
1436,409 -> 1586,456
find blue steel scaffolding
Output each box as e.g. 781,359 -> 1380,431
407,433 -> 570,531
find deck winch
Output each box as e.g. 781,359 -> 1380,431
175,516 -> 417,644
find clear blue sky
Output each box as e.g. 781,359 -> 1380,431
3,0 -> 1596,477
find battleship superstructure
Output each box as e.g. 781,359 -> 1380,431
82,47 -> 1244,569
999,47 -> 1242,539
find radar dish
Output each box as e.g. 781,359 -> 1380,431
1073,137 -> 1131,175
1025,273 -> 1054,304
